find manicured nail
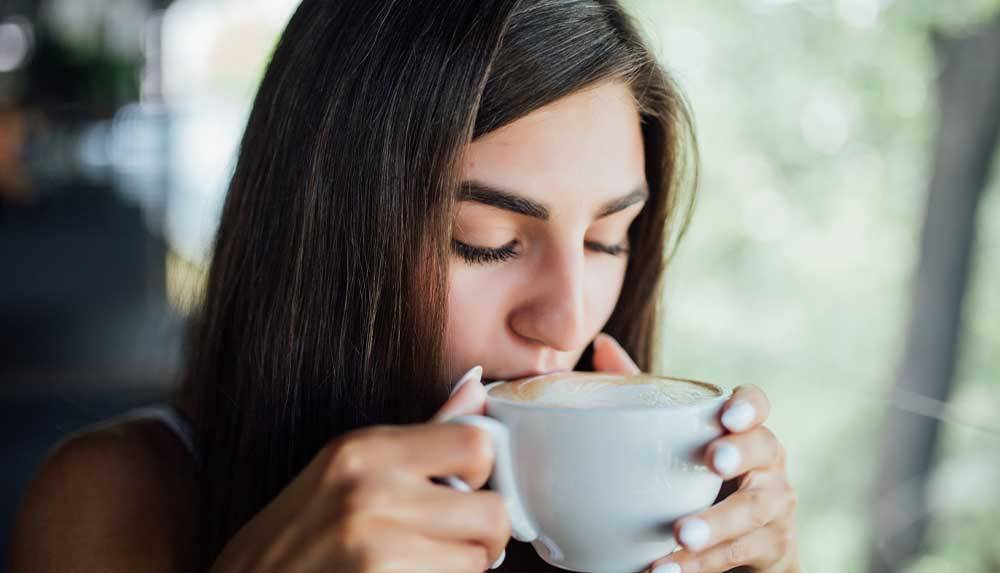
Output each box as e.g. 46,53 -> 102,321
678,518 -> 710,551
491,549 -> 506,569
652,563 -> 681,573
432,366 -> 485,423
712,442 -> 741,478
450,365 -> 483,397
721,400 -> 755,432
436,475 -> 472,492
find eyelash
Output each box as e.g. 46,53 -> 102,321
451,239 -> 630,265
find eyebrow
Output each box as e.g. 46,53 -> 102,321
458,180 -> 649,221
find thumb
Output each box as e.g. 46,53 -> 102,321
592,332 -> 641,374
430,365 -> 486,423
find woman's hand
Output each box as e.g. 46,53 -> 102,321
209,367 -> 510,573
592,333 -> 800,573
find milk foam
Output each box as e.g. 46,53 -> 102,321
489,373 -> 720,408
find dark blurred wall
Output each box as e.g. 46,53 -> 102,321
1,0 -> 183,562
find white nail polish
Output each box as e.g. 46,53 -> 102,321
490,549 -> 506,569
438,475 -> 472,492
712,442 -> 741,478
652,563 -> 681,573
721,400 -> 755,432
450,365 -> 483,397
678,518 -> 710,551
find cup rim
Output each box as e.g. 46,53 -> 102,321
483,373 -> 732,413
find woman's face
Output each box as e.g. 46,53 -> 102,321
444,80 -> 648,383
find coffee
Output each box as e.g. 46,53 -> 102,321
487,371 -> 722,408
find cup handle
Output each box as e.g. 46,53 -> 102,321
441,414 -> 539,543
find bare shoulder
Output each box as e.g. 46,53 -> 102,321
7,413 -> 199,573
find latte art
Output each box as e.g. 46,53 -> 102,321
488,372 -> 722,408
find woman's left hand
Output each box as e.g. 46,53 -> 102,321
592,333 -> 800,573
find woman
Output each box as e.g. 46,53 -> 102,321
8,1 -> 799,571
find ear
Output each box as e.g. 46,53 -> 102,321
591,333 -> 641,374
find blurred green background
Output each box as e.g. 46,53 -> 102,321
625,1 -> 1000,571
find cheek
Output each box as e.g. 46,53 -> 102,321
588,260 -> 628,325
442,267 -> 506,372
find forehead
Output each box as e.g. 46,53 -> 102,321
463,81 -> 645,206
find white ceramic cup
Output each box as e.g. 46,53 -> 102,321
442,374 -> 731,573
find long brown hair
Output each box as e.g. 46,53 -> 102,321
176,0 -> 698,567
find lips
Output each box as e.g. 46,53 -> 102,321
484,368 -> 570,383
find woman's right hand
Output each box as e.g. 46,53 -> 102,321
209,366 -> 510,573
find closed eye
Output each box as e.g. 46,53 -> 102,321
585,240 -> 628,256
451,239 -> 629,265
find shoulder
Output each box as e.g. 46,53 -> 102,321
7,413 -> 199,572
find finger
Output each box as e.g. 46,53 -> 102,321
337,423 -> 495,489
719,384 -> 771,433
293,521 -> 491,573
393,485 -> 511,566
429,539 -> 495,573
705,425 -> 786,479
671,473 -> 795,553
647,522 -> 791,573
417,537 -> 502,573
372,530 -> 495,573
432,365 -> 487,422
592,332 -> 641,374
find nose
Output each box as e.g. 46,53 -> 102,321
508,240 -> 590,352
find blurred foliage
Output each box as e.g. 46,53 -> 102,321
623,1 -> 1000,571
897,0 -> 1000,31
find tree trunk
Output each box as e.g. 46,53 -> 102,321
868,15 -> 1000,573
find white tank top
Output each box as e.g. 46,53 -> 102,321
123,403 -> 200,465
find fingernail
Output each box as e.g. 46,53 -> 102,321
597,332 -> 617,346
450,365 -> 483,397
678,518 -> 710,551
652,563 -> 681,573
712,442 -> 741,478
721,400 -> 755,432
436,475 -> 472,492
491,549 -> 506,569
432,366 -> 485,423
